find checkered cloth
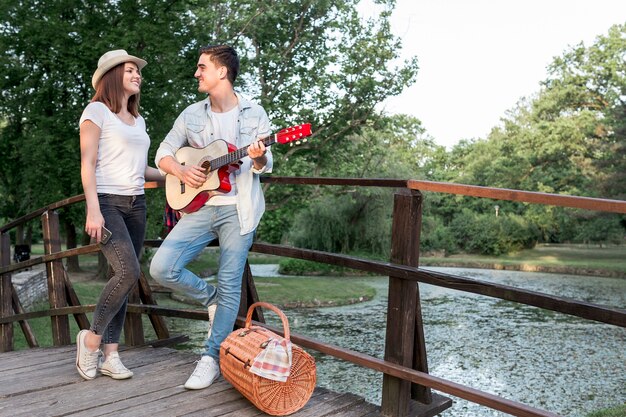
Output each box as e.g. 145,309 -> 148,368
163,202 -> 181,234
249,338 -> 293,382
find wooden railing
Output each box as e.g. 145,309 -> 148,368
1,177 -> 625,417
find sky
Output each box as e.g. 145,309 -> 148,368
364,0 -> 626,148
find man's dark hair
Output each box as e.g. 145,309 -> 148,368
199,45 -> 239,85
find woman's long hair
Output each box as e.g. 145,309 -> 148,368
92,63 -> 140,117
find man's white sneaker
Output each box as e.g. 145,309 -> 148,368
100,351 -> 134,380
184,356 -> 220,390
76,329 -> 100,380
207,304 -> 217,339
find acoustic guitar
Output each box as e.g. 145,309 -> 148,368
165,123 -> 312,213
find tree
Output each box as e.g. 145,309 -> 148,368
285,114 -> 440,254
540,23 -> 626,200
1,0 -> 420,258
188,0 -> 419,243
0,0 -> 197,270
437,23 -> 626,247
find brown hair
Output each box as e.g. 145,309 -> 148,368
91,63 -> 141,117
199,45 -> 239,85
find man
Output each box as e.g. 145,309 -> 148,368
150,45 -> 272,389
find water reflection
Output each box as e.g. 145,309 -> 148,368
166,267 -> 626,417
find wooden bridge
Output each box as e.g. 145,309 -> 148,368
0,345 -> 382,417
2,177 -> 625,417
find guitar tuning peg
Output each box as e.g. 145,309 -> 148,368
290,142 -> 294,147
303,138 -> 307,143
296,140 -> 301,145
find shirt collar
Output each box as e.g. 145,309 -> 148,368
203,91 -> 251,114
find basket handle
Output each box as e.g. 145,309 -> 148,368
245,302 -> 290,341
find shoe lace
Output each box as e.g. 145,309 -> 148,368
107,355 -> 129,372
82,349 -> 100,369
191,359 -> 212,377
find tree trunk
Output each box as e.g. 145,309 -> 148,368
25,225 -> 32,245
15,224 -> 24,244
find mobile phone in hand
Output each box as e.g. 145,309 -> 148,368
100,226 -> 112,245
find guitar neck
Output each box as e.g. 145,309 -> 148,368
208,135 -> 276,171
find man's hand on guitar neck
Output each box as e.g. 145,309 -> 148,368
248,139 -> 267,171
159,155 -> 207,189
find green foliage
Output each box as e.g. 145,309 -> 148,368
449,210 -> 540,256
287,190 -> 393,256
586,404 -> 626,417
441,23 -> 626,247
277,115 -> 442,255
0,0 -> 198,242
542,23 -> 626,200
0,0 -> 419,254
278,258 -> 350,276
255,276 -> 376,308
574,214 -> 624,245
420,216 -> 458,254
2,4 -> 624,258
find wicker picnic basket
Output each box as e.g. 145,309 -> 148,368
219,302 -> 316,416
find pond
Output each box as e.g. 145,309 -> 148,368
166,267 -> 626,417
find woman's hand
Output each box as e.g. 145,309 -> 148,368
85,210 -> 105,243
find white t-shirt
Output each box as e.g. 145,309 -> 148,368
208,105 -> 239,205
80,102 -> 150,195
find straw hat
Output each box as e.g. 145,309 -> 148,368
91,49 -> 147,90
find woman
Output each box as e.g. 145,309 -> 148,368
76,49 -> 161,380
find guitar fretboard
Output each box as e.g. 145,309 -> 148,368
202,135 -> 277,171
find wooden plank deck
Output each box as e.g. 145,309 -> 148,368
0,346 -> 383,417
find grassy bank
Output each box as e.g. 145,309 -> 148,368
275,243 -> 626,278
416,244 -> 625,278
29,242 -> 626,278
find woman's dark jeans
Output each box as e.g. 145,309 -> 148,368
91,193 -> 146,344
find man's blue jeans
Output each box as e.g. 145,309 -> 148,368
149,204 -> 254,361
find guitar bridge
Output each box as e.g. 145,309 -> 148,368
180,162 -> 186,194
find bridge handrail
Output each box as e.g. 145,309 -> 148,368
1,176 -> 625,417
3,177 -> 625,236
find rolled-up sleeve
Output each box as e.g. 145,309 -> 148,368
251,108 -> 273,175
155,113 -> 188,175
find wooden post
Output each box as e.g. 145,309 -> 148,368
62,270 -> 91,330
383,189 -> 450,417
12,284 -> 39,348
382,189 -> 452,417
137,272 -> 170,340
124,284 -> 145,346
238,261 -> 265,325
41,210 -> 71,346
382,190 -> 421,416
0,232 -> 14,352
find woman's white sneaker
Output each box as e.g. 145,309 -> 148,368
76,330 -> 100,380
184,356 -> 220,389
100,351 -> 134,380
